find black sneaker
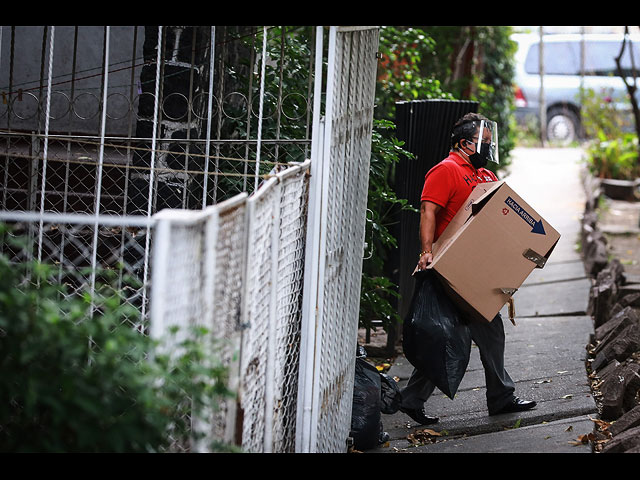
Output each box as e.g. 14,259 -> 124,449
399,406 -> 439,425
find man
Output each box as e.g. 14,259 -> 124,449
399,113 -> 537,426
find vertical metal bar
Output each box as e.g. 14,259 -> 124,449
273,27 -> 284,168
141,26 -> 164,322
62,27 -> 79,215
237,187 -> 254,449
202,26 -> 215,208
295,25 -> 326,454
254,26 -> 268,191
36,26 -> 55,262
122,26 -> 138,216
149,214 -> 171,340
243,31 -> 257,192
539,26 -> 546,145
308,25 -> 337,453
1,28 -> 13,210
57,27 -> 79,283
90,26 -> 110,300
212,26 -> 225,204
116,26 -> 138,291
264,179 -> 281,452
151,29 -> 167,215
304,26 -> 315,160
0,26 -> 3,215
192,205 -> 218,452
182,27 -> 197,208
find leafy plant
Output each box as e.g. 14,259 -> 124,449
580,87 -> 628,141
376,26 -> 453,121
585,131 -> 639,180
410,26 -> 517,173
360,119 -> 417,332
0,224 -> 237,453
581,87 -> 640,180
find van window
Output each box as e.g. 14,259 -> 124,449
524,40 -> 640,76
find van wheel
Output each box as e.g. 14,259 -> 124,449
546,108 -> 580,145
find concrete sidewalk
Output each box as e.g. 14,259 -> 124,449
369,147 -> 598,453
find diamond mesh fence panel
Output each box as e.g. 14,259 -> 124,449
305,26 -> 379,453
151,161 -> 309,452
150,193 -> 248,451
0,211 -> 152,330
239,161 -> 310,452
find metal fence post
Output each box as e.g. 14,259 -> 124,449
296,25 -> 326,453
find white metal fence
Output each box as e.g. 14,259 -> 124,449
150,160 -> 310,452
0,25 -> 379,453
296,26 -> 379,453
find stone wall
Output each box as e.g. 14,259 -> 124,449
582,175 -> 640,453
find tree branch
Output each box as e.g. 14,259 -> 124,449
614,26 -> 640,143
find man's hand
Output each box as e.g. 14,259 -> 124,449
414,251 -> 433,274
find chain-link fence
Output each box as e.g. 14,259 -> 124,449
0,25 -> 379,453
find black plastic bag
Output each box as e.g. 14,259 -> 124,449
380,373 -> 402,414
402,270 -> 472,399
350,357 -> 383,451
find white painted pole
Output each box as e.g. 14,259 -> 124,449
90,26 -> 110,299
37,26 -> 55,263
254,26 -> 268,191
141,26 -> 164,322
202,26 -> 215,208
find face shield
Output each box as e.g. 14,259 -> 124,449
475,120 -> 499,164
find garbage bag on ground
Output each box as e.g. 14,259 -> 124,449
350,356 -> 383,451
402,270 -> 472,399
380,372 -> 402,414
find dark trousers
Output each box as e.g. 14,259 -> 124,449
400,312 -> 515,414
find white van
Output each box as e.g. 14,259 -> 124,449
512,33 -> 640,144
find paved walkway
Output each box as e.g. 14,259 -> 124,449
370,147 -> 598,453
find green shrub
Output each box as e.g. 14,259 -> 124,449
360,119 -> 416,332
585,131 -> 639,180
0,225 -> 237,453
580,87 -> 627,141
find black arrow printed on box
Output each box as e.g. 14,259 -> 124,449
504,196 -> 546,235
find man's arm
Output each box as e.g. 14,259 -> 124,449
416,200 -> 441,271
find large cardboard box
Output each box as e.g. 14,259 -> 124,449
427,181 -> 560,322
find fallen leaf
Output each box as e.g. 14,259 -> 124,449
407,428 -> 442,446
534,379 -> 552,384
568,434 -> 591,446
565,425 -> 573,432
589,416 -> 611,431
561,394 -> 573,399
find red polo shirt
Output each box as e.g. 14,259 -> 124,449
420,151 -> 498,241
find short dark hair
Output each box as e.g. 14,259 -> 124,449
450,112 -> 490,149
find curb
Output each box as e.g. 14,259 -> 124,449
580,175 -> 640,453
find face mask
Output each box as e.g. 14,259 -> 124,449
464,141 -> 491,169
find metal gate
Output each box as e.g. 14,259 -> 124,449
0,25 -> 380,453
297,26 -> 380,453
